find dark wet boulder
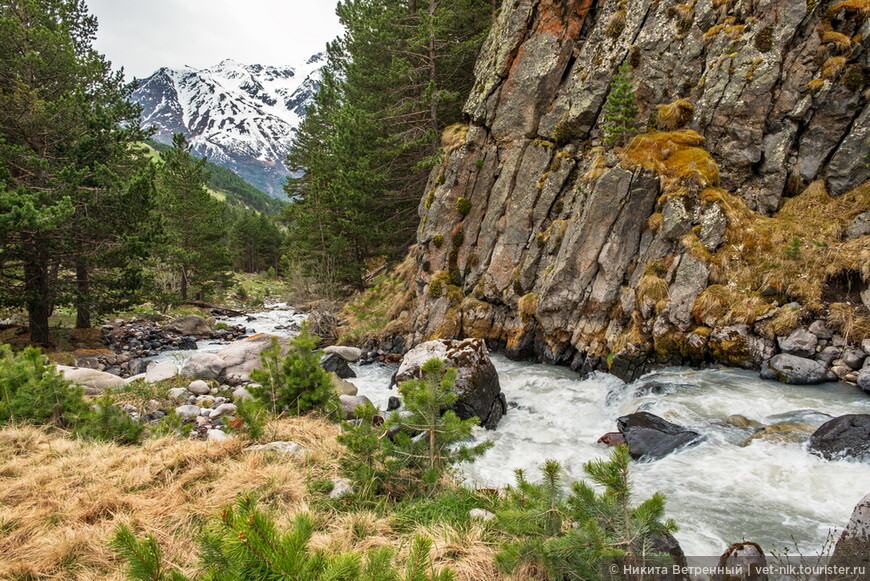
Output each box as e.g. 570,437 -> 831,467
321,353 -> 356,379
808,414 -> 870,461
396,338 -> 505,429
831,492 -> 870,570
616,412 -> 704,461
759,354 -> 828,385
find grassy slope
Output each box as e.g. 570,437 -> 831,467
144,140 -> 287,215
0,419 -> 500,580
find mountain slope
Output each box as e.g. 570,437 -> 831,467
144,140 -> 286,215
132,54 -> 324,197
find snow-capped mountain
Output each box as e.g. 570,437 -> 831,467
132,53 -> 324,198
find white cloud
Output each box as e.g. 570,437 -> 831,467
86,0 -> 343,79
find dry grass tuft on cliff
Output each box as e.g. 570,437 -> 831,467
622,130 -> 719,195
0,418 -> 344,579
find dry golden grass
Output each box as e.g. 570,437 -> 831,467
710,180 -> 870,306
442,123 -> 469,153
821,30 -> 853,53
822,56 -> 847,78
637,275 -> 669,305
0,418 -> 344,580
622,130 -> 719,195
655,98 -> 695,131
827,0 -> 870,18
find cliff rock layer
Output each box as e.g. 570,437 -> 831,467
405,0 -> 869,379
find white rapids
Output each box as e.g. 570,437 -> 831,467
179,305 -> 870,557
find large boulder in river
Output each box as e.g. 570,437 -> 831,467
831,492 -> 870,569
395,338 -> 505,429
165,315 -> 212,337
808,414 -> 870,461
320,353 -> 356,379
323,345 -> 363,363
759,354 -> 828,385
777,328 -> 817,358
181,352 -> 226,381
217,334 -> 289,385
57,365 -> 125,394
616,412 -> 704,461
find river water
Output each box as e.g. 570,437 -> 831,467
177,305 -> 870,557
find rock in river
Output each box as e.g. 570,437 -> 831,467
395,338 -> 506,429
616,411 -> 704,461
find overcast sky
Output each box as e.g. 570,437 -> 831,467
86,0 -> 344,80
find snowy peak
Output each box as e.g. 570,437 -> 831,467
132,53 -> 324,197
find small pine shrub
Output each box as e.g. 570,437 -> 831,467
0,345 -> 86,427
249,322 -> 339,418
428,279 -> 444,299
75,395 -> 145,445
388,358 -> 493,493
496,446 -> 678,580
232,397 -> 268,440
785,236 -> 802,259
114,496 -> 455,580
601,64 -> 639,146
432,234 -> 444,248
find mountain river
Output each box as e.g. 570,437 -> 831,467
166,304 -> 870,557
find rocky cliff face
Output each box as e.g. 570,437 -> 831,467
402,0 -> 870,380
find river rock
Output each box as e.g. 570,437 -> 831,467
597,432 -> 626,446
808,414 -> 870,461
207,429 -> 229,442
232,386 -> 253,401
395,338 -> 506,429
759,354 -> 828,385
816,346 -> 841,366
727,415 -> 763,428
218,334 -> 289,385
209,403 -> 237,418
175,405 -> 201,419
168,387 -> 189,401
842,348 -> 867,370
616,412 -> 704,461
777,328 -> 818,358
145,362 -> 178,383
741,422 -> 815,446
181,352 -> 226,381
187,380 -> 210,395
831,493 -> 870,569
330,373 -> 358,396
166,315 -> 212,337
56,365 -> 125,394
323,345 -> 363,362
809,320 -> 834,340
339,394 -> 373,419
321,353 -> 356,379
858,368 -> 870,393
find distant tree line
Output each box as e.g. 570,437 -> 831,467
0,0 -> 286,344
285,0 -> 496,288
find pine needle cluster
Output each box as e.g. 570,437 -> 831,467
113,495 -> 456,580
496,445 -> 678,580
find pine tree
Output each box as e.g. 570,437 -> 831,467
601,63 -> 639,147
0,0 -> 156,341
285,0 -> 494,289
387,358 -> 493,493
249,322 -> 339,417
153,134 -> 230,302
